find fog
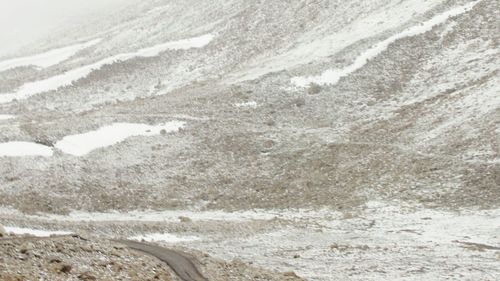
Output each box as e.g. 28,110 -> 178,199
0,0 -> 134,56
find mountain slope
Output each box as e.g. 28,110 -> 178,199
0,1 -> 498,280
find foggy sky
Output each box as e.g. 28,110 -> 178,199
0,0 -> 133,56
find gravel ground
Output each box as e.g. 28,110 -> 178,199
0,232 -> 305,281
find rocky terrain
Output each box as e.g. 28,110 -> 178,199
0,232 -> 303,281
0,0 -> 499,280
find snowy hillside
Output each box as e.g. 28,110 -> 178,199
0,0 -> 498,280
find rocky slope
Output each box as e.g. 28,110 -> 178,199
0,232 -> 303,281
0,0 -> 498,280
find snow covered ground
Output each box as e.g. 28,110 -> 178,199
230,0 -> 445,82
0,39 -> 101,72
0,121 -> 184,157
2,201 -> 498,280
0,0 -> 498,279
54,121 -> 185,156
291,0 -> 482,87
129,233 -> 200,243
12,208 -> 325,223
192,202 -> 500,281
0,34 -> 213,104
3,226 -> 72,237
0,114 -> 14,120
234,101 -> 258,108
0,141 -> 53,157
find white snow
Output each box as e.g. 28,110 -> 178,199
0,141 -> 53,157
1,203 -> 498,280
134,33 -> 214,56
54,121 -> 185,156
0,39 -> 101,72
234,101 -> 258,108
291,1 -> 482,87
230,0 -> 443,82
0,122 -> 185,157
4,226 -> 72,237
0,114 -> 15,120
0,34 -> 214,104
11,207 -> 336,223
194,201 -> 500,281
30,209 -> 278,223
0,93 -> 17,104
129,233 -> 200,243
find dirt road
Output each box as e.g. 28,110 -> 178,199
114,239 -> 208,281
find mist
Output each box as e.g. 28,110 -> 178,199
0,0 -> 134,56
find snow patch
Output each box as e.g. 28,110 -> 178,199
0,39 -> 101,72
291,1 -> 482,87
0,141 -> 53,157
234,101 -> 258,108
4,226 -> 72,237
129,233 -> 200,243
135,33 -> 214,56
0,114 -> 15,120
13,208 -> 336,223
33,210 -> 277,222
0,34 -> 214,103
55,121 -> 185,156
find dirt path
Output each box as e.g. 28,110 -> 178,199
113,239 -> 208,281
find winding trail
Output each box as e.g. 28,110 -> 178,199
114,239 -> 208,281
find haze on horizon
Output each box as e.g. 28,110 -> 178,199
0,0 -> 135,57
